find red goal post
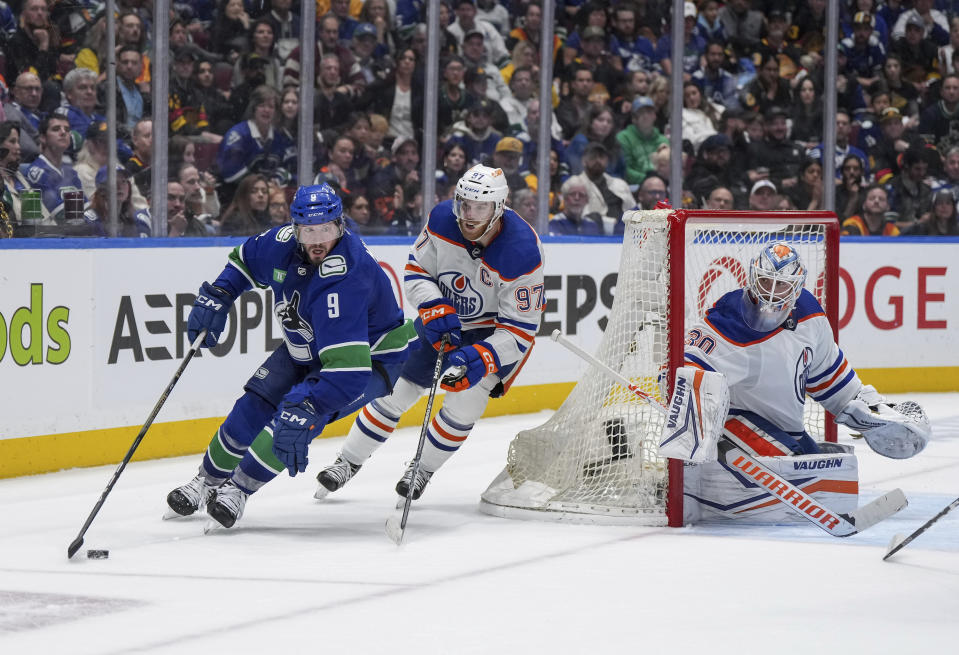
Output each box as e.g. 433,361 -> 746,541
480,208 -> 841,527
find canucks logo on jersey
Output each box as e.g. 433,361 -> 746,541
437,271 -> 484,320
274,290 -> 314,361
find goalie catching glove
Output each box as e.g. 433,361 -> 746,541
416,298 -> 462,352
658,367 -> 730,463
835,385 -> 931,459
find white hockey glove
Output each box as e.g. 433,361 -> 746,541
835,385 -> 931,459
658,367 -> 730,463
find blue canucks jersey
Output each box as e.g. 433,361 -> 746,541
213,226 -> 416,412
217,120 -> 296,185
18,155 -> 85,218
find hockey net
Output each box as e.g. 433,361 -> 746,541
480,209 -> 840,526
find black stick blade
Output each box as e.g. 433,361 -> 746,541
67,537 -> 84,559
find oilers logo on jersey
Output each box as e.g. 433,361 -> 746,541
794,346 -> 814,403
437,271 -> 484,320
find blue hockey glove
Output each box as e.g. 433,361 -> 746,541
272,398 -> 326,476
188,282 -> 232,348
440,342 -> 500,392
417,298 -> 462,351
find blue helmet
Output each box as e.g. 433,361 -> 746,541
290,183 -> 343,225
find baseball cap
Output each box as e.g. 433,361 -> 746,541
463,28 -> 484,40
353,22 -> 377,38
583,141 -> 609,158
750,179 -> 778,195
95,164 -> 129,187
768,9 -> 787,22
764,105 -> 789,121
390,136 -> 418,155
464,66 -> 487,86
495,136 -> 524,154
700,133 -> 731,152
470,97 -> 494,114
906,14 -> 924,29
581,25 -> 606,41
86,119 -> 108,140
852,11 -> 872,25
631,95 -> 655,112
879,107 -> 902,123
173,45 -> 199,61
684,2 -> 697,19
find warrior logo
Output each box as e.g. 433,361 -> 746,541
274,291 -> 314,361
794,346 -> 813,403
437,271 -> 484,320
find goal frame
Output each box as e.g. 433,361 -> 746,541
663,209 -> 841,526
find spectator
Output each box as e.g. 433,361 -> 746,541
880,54 -> 920,121
5,0 -> 58,84
757,9 -> 803,81
368,136 -> 420,223
836,154 -> 869,220
612,69 -> 653,130
617,95 -> 668,186
566,105 -> 625,178
277,86 -> 299,143
789,77 -> 824,151
603,2 -> 657,75
436,142 -> 469,191
314,53 -> 357,136
282,15 -> 356,90
938,16 -> 959,75
656,2 -> 706,79
507,1 -> 561,63
705,185 -> 735,209
888,147 -> 932,230
746,106 -> 804,193
500,65 -> 537,132
349,22 -> 392,90
447,99 -> 502,167
114,45 -> 150,133
343,193 -> 384,235
169,47 -> 207,137
268,0 -> 301,61
561,1 -> 609,68
19,112 -> 84,222
890,0 -> 948,45
116,11 -> 151,93
855,85 -> 891,157
842,12 -> 886,90
358,0 -> 396,58
341,112 -> 376,183
219,173 -> 270,236
920,189 -> 959,235
808,109 -> 869,180
512,187 -> 539,225
692,40 -> 741,111
360,47 -> 423,145
386,179 -> 422,236
178,163 -> 220,221
890,13 -> 940,85
694,0 -> 726,43
718,0 -> 763,58
166,180 -> 212,237
787,158 -> 825,212
791,0 -> 828,56
568,142 -> 633,231
313,135 -> 361,196
231,19 -> 280,90
77,165 -> 151,238
873,107 -> 923,184
548,177 -> 605,235
934,145 -> 959,199
845,0 -> 889,46
193,58 -> 234,135
556,64 -> 595,141
573,25 -> 623,96
212,0 -> 251,58
217,85 -> 295,201
919,73 -> 959,153
3,73 -> 44,163
649,74 -> 671,133
437,55 -> 474,135
687,133 -> 748,208
748,179 -> 779,211
329,0 -> 360,42
0,122 -> 31,233
230,53 -> 272,124
500,41 -> 537,88
74,120 -> 108,199
681,81 -> 719,151
635,172 -> 669,210
461,33 -> 512,104
448,0 -> 509,69
739,51 -> 792,116
126,118 -> 153,198
491,136 -> 534,191
841,185 -> 901,235
63,68 -> 105,152
476,0 -> 510,37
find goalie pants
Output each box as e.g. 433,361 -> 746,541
196,344 -> 403,493
722,409 -> 821,457
339,330 -> 508,474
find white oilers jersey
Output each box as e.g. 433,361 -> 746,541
405,199 -> 544,369
683,289 -> 862,433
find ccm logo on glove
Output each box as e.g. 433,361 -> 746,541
280,410 -> 314,428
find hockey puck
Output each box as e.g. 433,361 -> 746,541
86,549 -> 109,559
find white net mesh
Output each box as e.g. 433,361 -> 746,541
480,210 -> 837,525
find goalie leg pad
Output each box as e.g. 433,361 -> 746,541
658,367 -> 730,462
683,449 -> 859,525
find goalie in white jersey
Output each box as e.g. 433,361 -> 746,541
661,241 -> 931,465
314,164 -> 545,500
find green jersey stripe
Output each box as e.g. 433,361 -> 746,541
207,428 -> 242,473
250,429 -> 285,473
372,319 -> 418,353
319,343 -> 372,370
228,244 -> 267,289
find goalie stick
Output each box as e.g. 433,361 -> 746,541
550,329 -> 908,537
883,496 -> 959,561
385,334 -> 450,545
67,331 -> 207,559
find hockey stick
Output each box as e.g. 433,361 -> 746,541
883,496 -> 959,561
67,331 -> 207,559
386,334 -> 450,545
551,329 -> 908,537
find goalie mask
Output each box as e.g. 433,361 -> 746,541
741,242 -> 807,332
453,164 -> 509,241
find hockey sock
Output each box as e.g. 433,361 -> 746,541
201,426 -> 245,482
419,408 -> 473,472
341,378 -> 424,464
232,428 -> 285,494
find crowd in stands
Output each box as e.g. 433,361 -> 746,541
2,0 -> 959,240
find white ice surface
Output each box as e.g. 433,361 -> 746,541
1,394 -> 957,654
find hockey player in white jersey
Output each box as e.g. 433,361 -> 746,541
658,242 -> 931,522
314,164 -> 545,501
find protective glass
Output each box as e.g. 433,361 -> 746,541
296,221 -> 343,245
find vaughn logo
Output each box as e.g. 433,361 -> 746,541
793,458 -> 843,470
437,272 -> 483,319
666,376 -> 687,429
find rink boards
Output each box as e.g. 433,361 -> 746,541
0,236 -> 957,478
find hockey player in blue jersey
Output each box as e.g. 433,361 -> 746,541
659,242 -> 931,522
313,164 -> 545,502
165,183 -> 417,528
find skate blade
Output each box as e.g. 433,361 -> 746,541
203,519 -> 223,535
313,485 -> 331,500
162,508 -> 182,520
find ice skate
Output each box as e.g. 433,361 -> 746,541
206,479 -> 248,529
395,462 -> 433,501
314,455 -> 362,499
165,474 -> 220,519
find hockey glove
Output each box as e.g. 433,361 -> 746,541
417,298 -> 462,351
440,342 -> 500,392
188,282 -> 233,348
272,398 -> 326,476
835,385 -> 931,459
